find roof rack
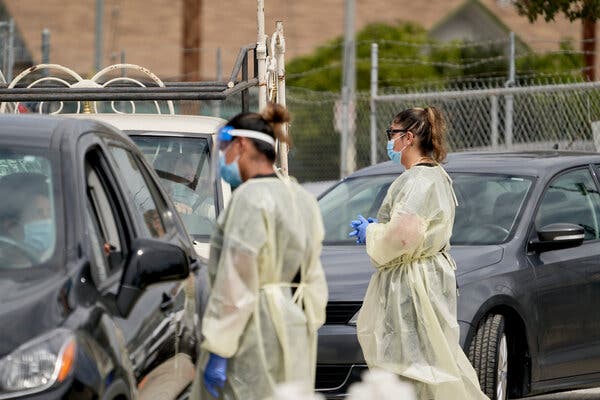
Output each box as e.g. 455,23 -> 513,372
0,43 -> 258,114
0,6 -> 289,175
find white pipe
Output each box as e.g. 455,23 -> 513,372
275,21 -> 288,176
256,0 -> 267,111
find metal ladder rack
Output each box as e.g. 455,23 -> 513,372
0,43 -> 258,113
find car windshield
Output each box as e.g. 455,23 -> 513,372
319,172 -> 533,245
130,135 -> 216,237
0,150 -> 57,268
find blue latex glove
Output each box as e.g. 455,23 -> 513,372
204,353 -> 228,398
348,215 -> 378,244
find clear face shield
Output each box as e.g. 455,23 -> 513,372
211,125 -> 278,188
209,125 -> 231,198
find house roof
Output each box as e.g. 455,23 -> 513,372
430,0 -> 530,51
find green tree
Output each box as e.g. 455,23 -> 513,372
514,0 -> 600,80
287,22 -> 458,92
287,22 -> 583,92
284,22 -> 584,182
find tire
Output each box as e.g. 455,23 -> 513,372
101,379 -> 130,400
468,314 -> 508,400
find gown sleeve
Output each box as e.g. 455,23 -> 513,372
302,202 -> 328,333
366,174 -> 434,266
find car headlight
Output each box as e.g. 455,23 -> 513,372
0,328 -> 76,398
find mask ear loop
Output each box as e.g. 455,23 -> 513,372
389,132 -> 407,144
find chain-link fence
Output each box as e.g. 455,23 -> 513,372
282,79 -> 600,183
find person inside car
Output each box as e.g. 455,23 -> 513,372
153,151 -> 216,220
0,172 -> 54,263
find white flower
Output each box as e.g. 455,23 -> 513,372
347,369 -> 416,400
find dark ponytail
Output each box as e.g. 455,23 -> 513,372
393,106 -> 448,163
425,107 -> 447,162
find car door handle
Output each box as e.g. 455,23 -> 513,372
160,292 -> 174,311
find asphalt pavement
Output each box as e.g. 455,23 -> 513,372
516,388 -> 600,399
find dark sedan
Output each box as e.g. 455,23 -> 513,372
316,152 -> 600,400
0,116 -> 200,399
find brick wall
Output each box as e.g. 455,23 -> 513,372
2,0 -> 590,82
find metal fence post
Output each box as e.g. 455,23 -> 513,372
7,18 -> 15,82
341,0 -> 356,178
42,29 -> 50,64
213,47 -> 222,118
41,28 -> 50,78
490,95 -> 499,149
241,51 -> 249,113
370,43 -> 378,165
340,86 -> 349,178
120,50 -> 126,75
504,32 -> 515,149
95,0 -> 104,72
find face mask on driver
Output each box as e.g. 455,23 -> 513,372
24,219 -> 54,253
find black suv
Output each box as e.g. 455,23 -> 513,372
0,116 -> 201,399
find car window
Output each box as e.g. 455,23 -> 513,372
86,207 -> 110,285
452,174 -> 532,244
318,173 -> 533,245
319,175 -> 395,242
109,146 -> 166,238
535,168 -> 600,241
0,151 -> 56,268
130,135 -> 216,237
85,161 -> 124,280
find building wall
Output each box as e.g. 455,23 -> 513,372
1,0 -> 594,81
3,0 -> 182,78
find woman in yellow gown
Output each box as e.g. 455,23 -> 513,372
350,107 -> 488,400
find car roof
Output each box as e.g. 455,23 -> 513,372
64,113 -> 226,136
0,114 -> 128,148
349,151 -> 600,179
0,115 -> 62,147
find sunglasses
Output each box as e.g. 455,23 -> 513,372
385,128 -> 409,141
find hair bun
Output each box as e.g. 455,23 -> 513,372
261,103 -> 290,124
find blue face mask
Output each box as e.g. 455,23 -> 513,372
387,140 -> 402,164
387,136 -> 409,164
219,151 -> 242,188
24,219 -> 54,253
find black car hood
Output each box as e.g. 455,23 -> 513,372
0,274 -> 69,357
321,244 -> 503,302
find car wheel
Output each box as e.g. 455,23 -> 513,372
468,314 -> 508,400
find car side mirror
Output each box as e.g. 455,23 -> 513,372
528,223 -> 585,253
116,238 -> 190,317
